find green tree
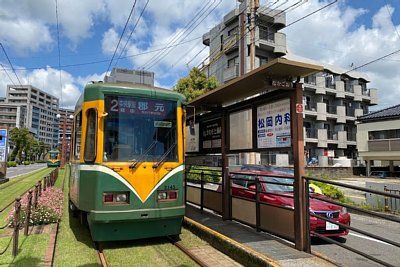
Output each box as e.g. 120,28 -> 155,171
173,67 -> 219,102
10,127 -> 30,161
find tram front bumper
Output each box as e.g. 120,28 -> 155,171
88,205 -> 185,222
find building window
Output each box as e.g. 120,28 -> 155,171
228,26 -> 238,36
73,111 -> 82,160
259,25 -> 273,41
227,57 -> 238,68
304,74 -> 316,85
258,56 -> 268,66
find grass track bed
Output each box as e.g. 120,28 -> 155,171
103,233 -> 198,267
53,166 -> 100,266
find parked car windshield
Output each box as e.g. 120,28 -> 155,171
260,176 -> 294,193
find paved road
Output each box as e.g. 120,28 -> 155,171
312,212 -> 400,267
334,177 -> 400,204
6,163 -> 47,179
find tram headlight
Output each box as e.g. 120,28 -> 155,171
116,193 -> 128,203
158,192 -> 168,200
157,190 -> 178,202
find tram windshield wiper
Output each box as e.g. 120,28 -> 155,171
129,140 -> 158,169
152,142 -> 177,169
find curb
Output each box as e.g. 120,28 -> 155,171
184,216 -> 282,267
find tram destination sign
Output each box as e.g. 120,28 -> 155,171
105,96 -> 172,117
257,98 -> 291,148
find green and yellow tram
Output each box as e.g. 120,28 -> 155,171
47,150 -> 61,167
69,82 -> 186,241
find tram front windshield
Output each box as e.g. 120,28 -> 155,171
103,95 -> 178,162
49,152 -> 58,160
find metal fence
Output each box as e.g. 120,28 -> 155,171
0,168 -> 59,257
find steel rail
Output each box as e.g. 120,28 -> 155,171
166,236 -> 208,267
95,242 -> 109,267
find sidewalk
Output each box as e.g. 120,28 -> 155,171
185,204 -> 337,267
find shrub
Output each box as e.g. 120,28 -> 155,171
311,181 -> 345,201
23,161 -> 31,165
186,166 -> 221,183
8,187 -> 64,227
7,161 -> 17,167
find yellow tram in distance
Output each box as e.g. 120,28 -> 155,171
69,82 -> 186,241
47,150 -> 61,167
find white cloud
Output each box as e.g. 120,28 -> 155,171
283,1 -> 400,109
0,19 -> 53,53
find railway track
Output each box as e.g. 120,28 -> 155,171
167,236 -> 208,267
95,242 -> 109,267
94,237 -> 208,267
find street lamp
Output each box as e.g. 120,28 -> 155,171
57,113 -> 73,168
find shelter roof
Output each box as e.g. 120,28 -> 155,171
189,58 -> 323,112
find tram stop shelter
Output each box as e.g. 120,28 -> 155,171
185,58 -> 323,252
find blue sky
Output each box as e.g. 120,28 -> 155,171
0,0 -> 399,110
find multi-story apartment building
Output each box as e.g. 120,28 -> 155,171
201,0 -> 286,84
292,55 -> 379,165
4,85 -> 59,145
201,1 -> 378,165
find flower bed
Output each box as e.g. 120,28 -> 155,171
8,187 -> 64,227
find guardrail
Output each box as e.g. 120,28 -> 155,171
0,168 -> 59,257
185,166 -> 400,266
303,176 -> 400,267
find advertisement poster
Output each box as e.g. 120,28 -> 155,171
0,129 -> 7,162
200,119 -> 222,152
257,99 -> 291,148
186,123 -> 199,152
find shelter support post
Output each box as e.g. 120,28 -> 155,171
291,82 -> 310,252
221,111 -> 231,220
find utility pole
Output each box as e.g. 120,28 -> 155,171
249,0 -> 259,164
249,0 -> 259,71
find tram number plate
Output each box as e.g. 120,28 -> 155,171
326,221 -> 339,230
164,185 -> 176,190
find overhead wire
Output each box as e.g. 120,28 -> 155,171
55,0 -> 63,108
165,0 -> 225,71
105,0 -> 137,76
140,0 -> 214,70
0,43 -> 23,87
0,63 -> 17,86
194,0 -> 305,76
200,0 -> 335,80
145,0 -> 222,70
114,0 -> 150,67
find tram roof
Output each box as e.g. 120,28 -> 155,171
189,58 -> 323,112
75,82 -> 186,110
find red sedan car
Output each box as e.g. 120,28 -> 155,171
229,171 -> 350,237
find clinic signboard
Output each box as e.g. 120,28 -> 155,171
0,129 -> 8,180
257,98 -> 291,148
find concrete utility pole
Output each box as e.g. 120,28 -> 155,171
249,0 -> 259,71
249,0 -> 259,164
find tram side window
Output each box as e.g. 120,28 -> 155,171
84,108 -> 97,162
74,111 -> 82,160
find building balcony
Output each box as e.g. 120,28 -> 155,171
317,129 -> 328,147
368,139 -> 400,151
273,32 -> 286,56
335,80 -> 345,98
202,32 -> 210,46
353,85 -> 362,101
316,103 -> 327,121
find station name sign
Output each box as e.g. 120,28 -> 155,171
267,79 -> 293,88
